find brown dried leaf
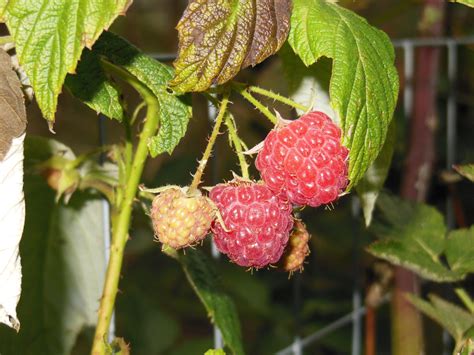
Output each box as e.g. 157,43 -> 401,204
170,0 -> 291,94
0,49 -> 26,161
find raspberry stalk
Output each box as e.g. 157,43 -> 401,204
189,92 -> 230,192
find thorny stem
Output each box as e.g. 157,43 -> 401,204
247,85 -> 310,112
455,288 -> 474,314
189,92 -> 230,192
91,61 -> 160,355
225,113 -> 249,179
236,87 -> 278,125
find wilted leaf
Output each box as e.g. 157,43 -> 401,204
0,137 -> 106,354
89,32 -> 192,156
0,49 -> 26,331
288,0 -> 399,187
65,49 -> 124,121
170,0 -> 291,93
408,294 -> 474,345
0,49 -> 26,161
454,164 -> 474,182
177,249 -> 244,355
1,0 -> 132,122
356,121 -> 396,226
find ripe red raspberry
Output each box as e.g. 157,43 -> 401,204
279,220 -> 310,274
256,111 -> 349,207
210,180 -> 293,268
151,187 -> 215,249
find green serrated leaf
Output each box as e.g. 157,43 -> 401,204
92,32 -> 191,156
454,164 -> 474,182
288,0 -> 399,187
368,239 -> 463,282
367,193 -> 468,282
408,294 -> 474,344
356,120 -> 396,226
65,49 -> 124,121
170,0 -> 291,93
446,227 -> 474,275
0,137 -> 106,354
177,249 -> 244,355
1,0 -> 131,122
450,0 -> 474,7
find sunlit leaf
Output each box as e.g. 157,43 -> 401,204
1,0 -> 132,123
288,0 -> 399,187
450,0 -> 474,8
454,164 -> 474,182
170,0 -> 291,93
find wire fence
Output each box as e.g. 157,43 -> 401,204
98,35 -> 474,354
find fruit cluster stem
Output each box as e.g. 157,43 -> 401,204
91,62 -> 160,355
248,85 -> 309,112
237,88 -> 277,125
225,114 -> 250,179
189,93 -> 230,191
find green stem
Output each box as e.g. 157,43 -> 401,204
189,92 -> 229,192
91,62 -> 160,355
236,87 -> 277,125
0,36 -> 13,45
248,85 -> 309,112
225,114 -> 249,179
455,288 -> 474,314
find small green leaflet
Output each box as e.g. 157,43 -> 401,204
177,249 -> 244,355
408,294 -> 474,346
71,32 -> 192,156
288,0 -> 399,187
450,0 -> 474,7
170,0 -> 291,94
454,164 -> 474,182
65,49 -> 124,122
0,0 -> 131,123
368,193 -> 474,282
356,120 -> 396,226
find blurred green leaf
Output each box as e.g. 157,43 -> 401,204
454,164 -> 474,182
408,294 -> 474,346
177,249 -> 244,355
205,349 -> 226,355
90,31 -> 192,156
65,49 -> 124,121
288,0 -> 399,187
0,0 -> 130,122
367,193 -> 466,282
446,227 -> 474,275
357,120 -> 396,226
0,137 -> 106,355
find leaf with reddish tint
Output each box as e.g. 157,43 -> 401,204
170,0 -> 291,94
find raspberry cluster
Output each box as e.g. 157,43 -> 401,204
256,111 -> 349,207
210,181 -> 293,268
150,111 -> 348,271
